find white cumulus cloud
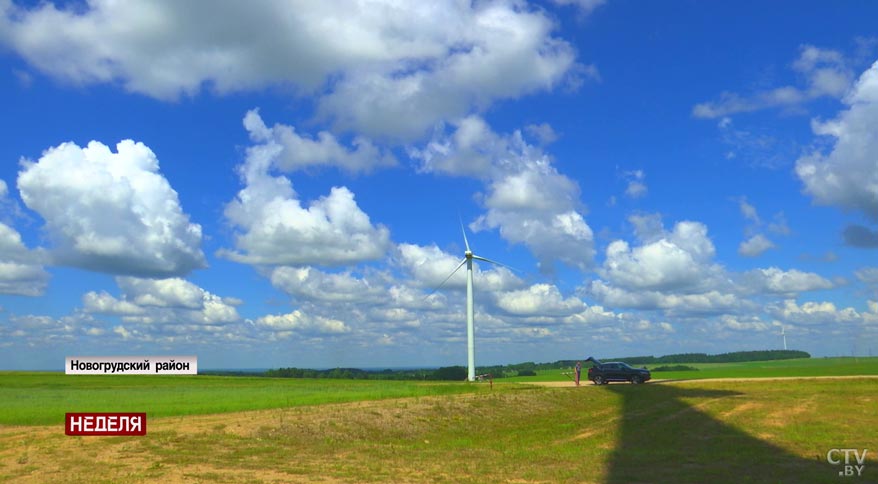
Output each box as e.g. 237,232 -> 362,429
495,283 -> 585,317
738,234 -> 775,257
82,291 -> 145,315
17,140 -> 205,277
623,170 -> 648,199
795,61 -> 878,226
2,1 -> 580,140
242,109 -> 395,174
741,267 -> 834,295
589,217 -> 745,315
270,266 -> 384,303
589,281 -> 740,314
116,277 -> 207,309
221,115 -> 391,266
770,299 -> 861,325
395,242 -> 522,292
412,117 -> 595,272
738,196 -> 760,223
855,267 -> 878,286
549,0 -> 606,15
693,45 -> 853,118
83,277 -> 241,326
600,221 -> 719,292
477,156 -> 593,272
409,116 -> 505,179
255,310 -> 350,335
718,315 -> 770,332
0,220 -> 49,296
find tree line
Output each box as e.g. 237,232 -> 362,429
606,350 -> 810,365
260,350 -> 810,381
264,366 -> 468,381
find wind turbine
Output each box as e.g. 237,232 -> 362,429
780,324 -> 787,351
433,223 -> 510,381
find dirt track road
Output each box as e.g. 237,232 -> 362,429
526,374 -> 878,387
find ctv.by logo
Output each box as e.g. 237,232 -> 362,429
827,449 -> 868,477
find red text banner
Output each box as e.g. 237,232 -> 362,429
65,413 -> 147,436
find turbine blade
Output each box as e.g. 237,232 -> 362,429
423,258 -> 467,299
459,218 -> 471,252
472,254 -> 519,272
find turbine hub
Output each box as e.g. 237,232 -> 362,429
465,250 -> 473,258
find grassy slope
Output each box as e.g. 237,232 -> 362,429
0,372 -> 484,426
3,358 -> 877,426
504,357 -> 878,382
1,378 -> 875,483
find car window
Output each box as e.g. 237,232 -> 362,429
619,363 -> 632,370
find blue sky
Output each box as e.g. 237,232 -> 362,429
1,0 -> 877,370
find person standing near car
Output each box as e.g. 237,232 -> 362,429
574,361 -> 582,386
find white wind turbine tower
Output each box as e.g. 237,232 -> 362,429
780,324 -> 787,351
433,223 -> 510,381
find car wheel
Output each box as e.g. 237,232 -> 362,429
593,376 -> 604,385
631,376 -> 642,384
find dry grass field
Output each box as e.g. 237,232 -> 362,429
1,377 -> 875,483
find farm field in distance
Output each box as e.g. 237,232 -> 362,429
505,356 -> 878,382
0,358 -> 875,483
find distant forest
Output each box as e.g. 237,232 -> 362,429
254,350 -> 810,381
603,350 -> 811,365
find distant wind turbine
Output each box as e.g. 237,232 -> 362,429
432,222 -> 511,381
780,324 -> 787,351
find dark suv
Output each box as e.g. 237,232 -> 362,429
586,358 -> 651,384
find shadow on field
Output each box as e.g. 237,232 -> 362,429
603,383 -> 833,484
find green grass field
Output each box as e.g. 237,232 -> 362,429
1,377 -> 875,482
0,358 -> 876,483
0,372 -> 484,426
2,357 -> 877,425
505,356 -> 878,382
